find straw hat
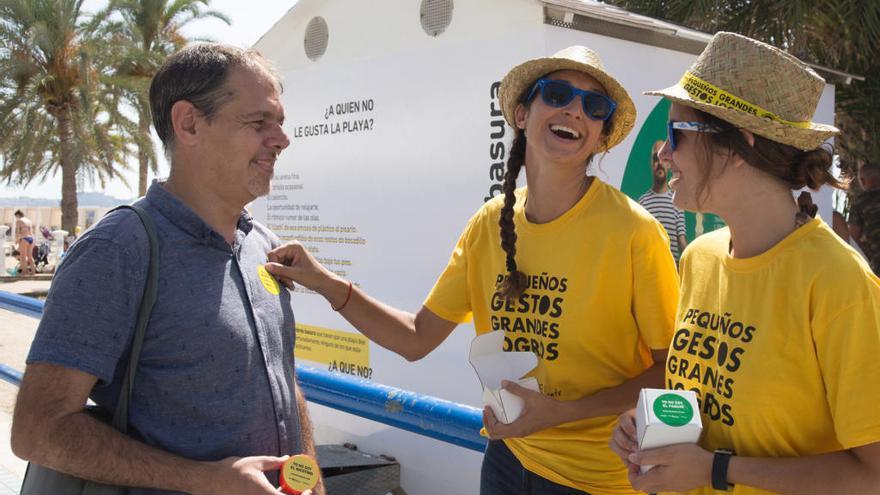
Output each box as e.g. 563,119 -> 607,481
647,31 -> 838,150
499,46 -> 636,152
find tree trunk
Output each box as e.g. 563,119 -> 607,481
57,107 -> 79,233
137,98 -> 150,197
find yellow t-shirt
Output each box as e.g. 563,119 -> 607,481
668,218 -> 880,495
425,179 -> 679,494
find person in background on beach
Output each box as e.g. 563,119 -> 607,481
609,32 -> 880,494
639,140 -> 688,262
266,46 -> 679,495
63,225 -> 81,254
6,248 -> 20,276
11,44 -> 320,495
13,209 -> 35,276
850,162 -> 880,274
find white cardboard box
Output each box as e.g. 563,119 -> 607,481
468,331 -> 539,424
635,388 -> 703,472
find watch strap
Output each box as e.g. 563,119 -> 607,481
712,449 -> 735,491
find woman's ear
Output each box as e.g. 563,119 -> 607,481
729,128 -> 755,169
738,128 -> 756,147
514,103 -> 528,130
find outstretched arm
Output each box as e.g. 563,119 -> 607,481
266,241 -> 457,361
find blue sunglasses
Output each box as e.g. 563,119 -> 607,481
667,121 -> 722,151
526,78 -> 617,121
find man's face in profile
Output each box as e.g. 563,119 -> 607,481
652,152 -> 671,183
195,67 -> 290,204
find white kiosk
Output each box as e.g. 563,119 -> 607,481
251,1 -> 846,492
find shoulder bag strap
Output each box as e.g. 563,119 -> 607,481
106,204 -> 160,433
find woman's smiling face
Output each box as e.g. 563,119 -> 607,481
514,70 -> 609,167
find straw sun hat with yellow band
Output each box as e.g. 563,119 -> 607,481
499,45 -> 636,152
647,31 -> 838,150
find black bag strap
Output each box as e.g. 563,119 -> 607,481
106,205 -> 159,433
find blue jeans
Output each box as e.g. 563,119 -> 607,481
480,440 -> 591,495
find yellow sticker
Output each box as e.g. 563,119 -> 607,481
258,265 -> 281,295
280,454 -> 319,494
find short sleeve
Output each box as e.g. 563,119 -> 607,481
27,230 -> 146,385
813,289 -> 880,448
423,213 -> 480,324
631,219 -> 680,350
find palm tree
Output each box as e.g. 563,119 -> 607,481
0,0 -> 135,232
606,0 -> 880,178
109,0 -> 230,196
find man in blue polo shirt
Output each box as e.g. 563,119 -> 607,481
11,44 -> 320,495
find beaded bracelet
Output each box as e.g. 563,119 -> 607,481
332,280 -> 353,311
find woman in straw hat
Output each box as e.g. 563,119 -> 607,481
609,32 -> 880,494
266,46 -> 679,494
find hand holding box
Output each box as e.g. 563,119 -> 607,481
635,388 -> 703,473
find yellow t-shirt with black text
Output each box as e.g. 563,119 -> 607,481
668,219 -> 880,495
425,179 -> 679,495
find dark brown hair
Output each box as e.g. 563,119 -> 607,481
495,88 -> 611,300
149,44 -> 278,152
496,129 -> 529,299
689,110 -> 843,210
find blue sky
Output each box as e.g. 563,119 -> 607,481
0,0 -> 298,199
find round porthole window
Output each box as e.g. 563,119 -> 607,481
304,16 -> 329,61
420,0 -> 453,37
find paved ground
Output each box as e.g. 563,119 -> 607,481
0,277 -> 51,492
0,279 -> 51,297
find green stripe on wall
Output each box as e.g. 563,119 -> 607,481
620,99 -> 725,242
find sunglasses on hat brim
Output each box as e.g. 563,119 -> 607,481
526,78 -> 617,121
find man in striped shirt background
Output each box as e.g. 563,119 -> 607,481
638,140 -> 688,262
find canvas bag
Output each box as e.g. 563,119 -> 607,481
20,205 -> 159,495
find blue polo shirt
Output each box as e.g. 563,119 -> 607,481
28,183 -> 301,493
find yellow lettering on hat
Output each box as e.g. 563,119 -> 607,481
258,264 -> 281,296
679,72 -> 811,129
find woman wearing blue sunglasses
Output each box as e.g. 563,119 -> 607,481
266,47 -> 679,494
609,32 -> 880,495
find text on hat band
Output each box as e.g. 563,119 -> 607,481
679,72 -> 812,129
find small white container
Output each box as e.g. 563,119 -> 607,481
635,388 -> 703,472
469,331 -> 539,424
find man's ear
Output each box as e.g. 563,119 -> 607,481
170,100 -> 200,146
514,103 -> 528,130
